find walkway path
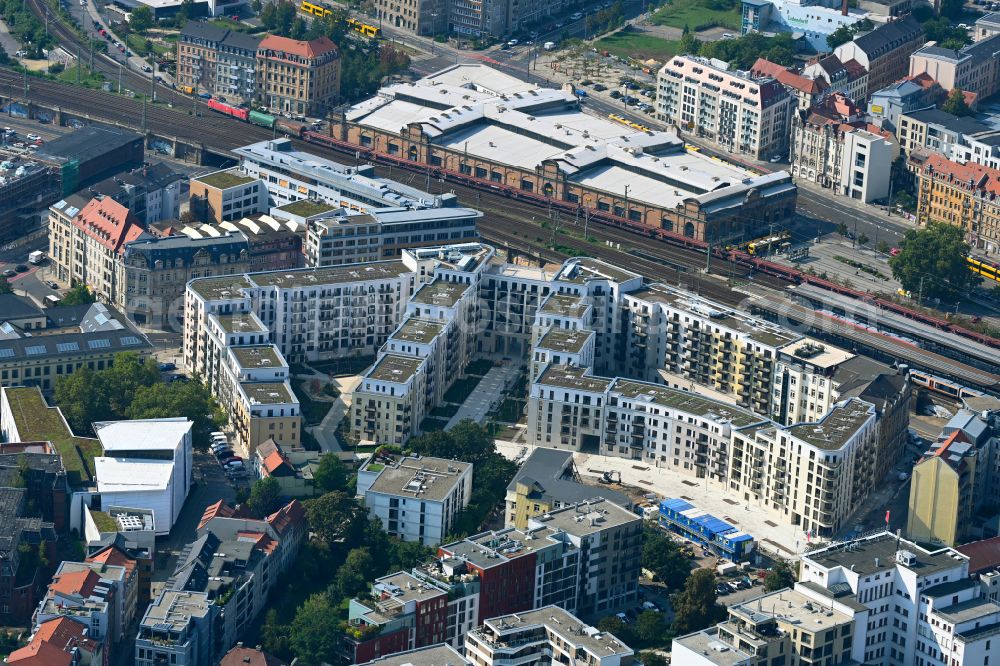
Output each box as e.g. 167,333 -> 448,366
446,363 -> 522,429
308,374 -> 362,453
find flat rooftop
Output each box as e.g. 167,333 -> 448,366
366,354 -> 424,383
366,455 -> 471,502
479,605 -> 632,658
247,261 -> 412,291
358,644 -> 469,666
372,571 -> 447,605
779,338 -> 854,368
140,590 -> 211,630
390,318 -> 445,345
539,292 -> 590,318
410,279 -> 470,308
230,345 -> 284,369
612,379 -> 765,429
785,398 -> 874,451
630,283 -> 799,348
804,532 -> 966,577
188,275 -> 253,301
239,381 -> 297,406
556,258 -> 640,285
194,168 -> 255,190
729,588 -> 852,631
404,243 -> 494,273
213,312 -> 268,335
275,199 -> 338,218
673,626 -> 752,666
94,419 -> 191,454
537,328 -> 593,354
536,364 -> 611,393
528,497 -> 639,536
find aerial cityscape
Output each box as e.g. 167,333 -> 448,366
1,0 -> 1000,664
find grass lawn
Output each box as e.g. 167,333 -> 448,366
127,34 -> 171,58
310,355 -> 376,377
466,359 -> 495,376
430,403 -> 460,418
55,65 -> 106,91
595,31 -> 683,61
292,380 -> 333,426
649,0 -> 741,30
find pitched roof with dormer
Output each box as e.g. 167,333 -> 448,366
72,196 -> 147,255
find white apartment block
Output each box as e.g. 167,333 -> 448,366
465,606 -> 634,666
796,532 -> 1000,666
840,128 -> 898,202
355,453 -> 473,546
657,55 -> 793,160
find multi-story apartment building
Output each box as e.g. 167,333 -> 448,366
355,452 -> 473,546
188,168 -> 268,223
162,217 -> 304,273
740,0 -> 869,52
119,231 -> 251,328
897,107 -> 992,158
256,35 -> 341,117
34,561 -> 124,646
833,14 -> 924,99
165,499 -> 304,659
81,162 -> 185,225
867,77 -> 945,131
802,54 -> 868,103
912,151 -> 1000,253
231,381 -> 301,456
466,606 -> 634,666
6,616 -> 105,665
751,58 -> 829,111
373,0 -> 447,36
48,194 -> 149,300
656,55 -> 794,160
176,22 -> 261,103
976,11 -> 1000,41
909,34 -> 1000,103
673,587 -> 856,666
907,409 -> 999,546
0,298 -> 153,393
332,65 -> 797,245
358,645 -> 470,666
840,126 -> 899,202
135,590 -> 215,666
504,447 -> 631,530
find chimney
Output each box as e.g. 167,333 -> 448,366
842,0 -> 848,15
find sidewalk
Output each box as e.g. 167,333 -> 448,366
308,374 -> 362,453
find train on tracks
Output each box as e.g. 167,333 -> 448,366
908,369 -> 986,400
206,101 -> 308,136
299,1 -> 381,37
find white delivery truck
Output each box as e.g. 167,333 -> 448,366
28,250 -> 45,265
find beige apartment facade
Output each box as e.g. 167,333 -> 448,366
188,169 -> 268,224
256,35 -> 341,118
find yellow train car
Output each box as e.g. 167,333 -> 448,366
301,2 -> 381,37
300,0 -> 333,17
968,255 -> 1000,283
179,84 -> 194,94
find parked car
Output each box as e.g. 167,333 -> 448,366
615,612 -> 629,624
593,83 -> 607,91
570,12 -> 583,20
158,362 -> 176,371
25,134 -> 40,141
46,281 -> 58,289
14,264 -> 27,272
2,269 -> 15,278
508,39 -> 518,46
609,90 -> 622,98
715,584 -> 730,595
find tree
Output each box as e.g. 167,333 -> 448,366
127,379 -> 223,448
178,0 -> 196,21
60,284 -> 95,306
129,5 -> 153,33
54,366 -> 114,433
634,610 -> 666,643
826,24 -> 854,49
942,88 -> 973,117
642,525 -> 692,591
288,594 -> 342,664
597,615 -> 632,641
305,491 -> 365,544
856,232 -> 869,247
261,608 -> 291,658
639,652 -> 668,666
889,223 -> 978,301
331,547 -> 376,598
249,476 -> 282,516
678,31 -> 700,56
313,453 -> 349,493
289,16 -> 307,40
876,240 -> 891,255
836,222 -> 849,236
940,0 -> 964,19
764,560 -> 796,591
101,353 -> 160,416
0,277 -> 11,294
672,569 -> 723,634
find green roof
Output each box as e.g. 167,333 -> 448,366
195,169 -> 255,190
90,509 -> 118,533
277,199 -> 337,218
4,387 -> 100,486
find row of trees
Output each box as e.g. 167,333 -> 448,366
677,29 -> 796,69
53,352 -> 223,447
0,0 -> 56,58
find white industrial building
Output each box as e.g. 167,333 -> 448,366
92,419 -> 193,535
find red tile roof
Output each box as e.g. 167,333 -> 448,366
6,639 -> 74,666
258,35 -> 338,60
921,152 -> 1000,196
957,535 -> 1000,574
49,569 -> 100,598
198,499 -> 237,529
32,617 -> 86,649
87,544 -> 137,575
220,646 -> 289,666
267,499 -> 305,538
752,58 -> 828,95
8,618 -> 101,666
262,449 -> 289,475
73,197 -> 145,255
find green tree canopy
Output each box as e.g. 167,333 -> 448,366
288,594 -> 342,665
127,379 -> 224,448
942,88 -> 973,117
313,453 -> 350,493
764,560 -> 796,591
60,284 -> 95,306
129,5 -> 154,33
633,610 -> 667,643
642,524 -> 693,591
889,223 -> 977,301
248,476 -> 282,517
305,491 -> 366,545
54,353 -> 162,433
672,569 -> 724,635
